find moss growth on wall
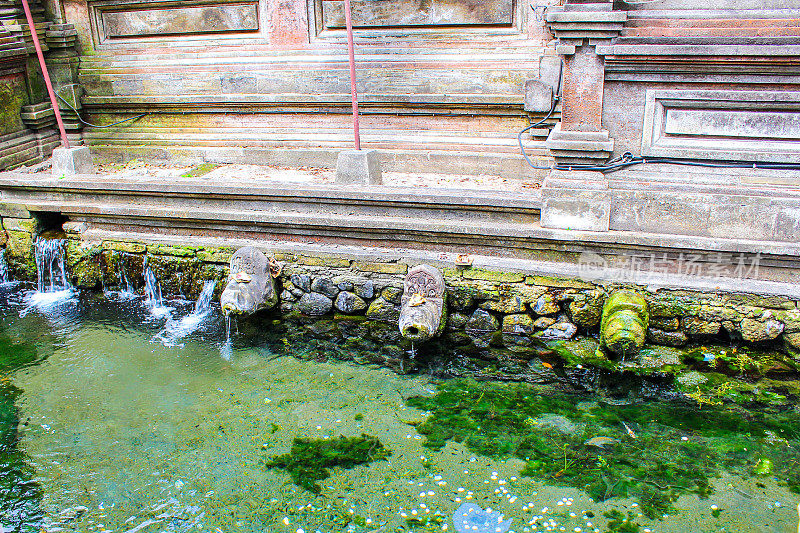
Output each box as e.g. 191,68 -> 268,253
265,434 -> 391,494
406,378 -> 800,519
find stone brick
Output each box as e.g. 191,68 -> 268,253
197,248 -> 235,263
462,268 -> 524,283
525,275 -> 594,289
532,293 -> 560,316
298,255 -> 351,268
2,217 -> 37,233
740,318 -> 784,343
650,317 -> 680,331
148,244 -> 198,257
681,317 -> 721,336
102,240 -> 147,254
502,314 -> 534,334
352,261 -> 407,274
647,328 -> 688,347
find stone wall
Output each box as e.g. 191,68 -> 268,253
3,215 -> 799,370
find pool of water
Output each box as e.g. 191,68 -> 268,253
0,283 -> 798,533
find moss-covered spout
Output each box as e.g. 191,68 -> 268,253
599,290 -> 649,358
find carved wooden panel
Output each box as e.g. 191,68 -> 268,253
99,2 -> 258,39
320,0 -> 514,29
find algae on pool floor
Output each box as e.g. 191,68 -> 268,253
406,378 -> 800,520
1,291 -> 799,533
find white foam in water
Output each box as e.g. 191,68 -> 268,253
143,263 -> 173,318
153,280 -> 217,347
19,239 -> 76,317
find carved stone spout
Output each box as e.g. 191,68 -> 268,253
220,247 -> 279,315
398,264 -> 447,342
599,290 -> 649,358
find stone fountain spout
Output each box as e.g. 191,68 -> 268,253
220,247 -> 279,316
398,264 -> 447,342
599,290 -> 649,358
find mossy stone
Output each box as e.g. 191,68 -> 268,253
600,291 -> 649,357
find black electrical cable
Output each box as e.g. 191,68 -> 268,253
517,98 -> 558,170
56,89 -> 148,128
518,122 -> 800,174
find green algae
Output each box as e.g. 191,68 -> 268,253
265,434 -> 391,494
603,509 -> 640,532
180,163 -> 220,178
406,378 -> 800,519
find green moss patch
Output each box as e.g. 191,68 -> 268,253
265,434 -> 390,494
406,379 -> 800,519
180,163 -> 220,178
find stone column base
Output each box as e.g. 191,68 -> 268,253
540,169 -> 610,232
545,123 -> 614,166
52,146 -> 93,176
335,149 -> 383,185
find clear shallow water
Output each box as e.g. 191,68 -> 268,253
0,284 -> 798,533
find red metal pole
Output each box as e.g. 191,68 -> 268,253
343,0 -> 361,150
20,0 -> 70,149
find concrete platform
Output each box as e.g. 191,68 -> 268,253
0,170 -> 799,295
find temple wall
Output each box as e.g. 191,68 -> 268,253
51,0 -> 559,175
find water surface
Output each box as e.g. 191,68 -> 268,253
0,286 -> 797,533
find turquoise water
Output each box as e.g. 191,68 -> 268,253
0,284 -> 798,533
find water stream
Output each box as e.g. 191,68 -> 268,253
20,239 -> 75,317
153,280 -> 217,347
143,260 -> 171,318
0,248 -> 9,284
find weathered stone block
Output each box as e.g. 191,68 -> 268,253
297,292 -> 334,316
297,255 -> 351,268
148,244 -> 198,257
353,261 -> 407,274
335,149 -> 382,185
532,293 -> 560,316
740,318 -> 784,343
567,289 -> 605,329
311,276 -> 340,298
290,273 -> 312,292
681,317 -> 721,336
102,240 -> 146,254
465,308 -> 500,333
502,314 -> 534,334
462,268 -> 524,283
649,316 -> 680,331
335,291 -> 368,314
52,147 -> 93,176
540,170 -> 610,232
0,202 -> 30,218
197,247 -> 234,264
366,297 -> 400,322
2,217 -> 37,234
647,328 -> 688,347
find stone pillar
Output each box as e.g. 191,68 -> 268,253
543,0 -> 624,164
267,0 -> 309,46
46,23 -> 83,146
540,0 -> 625,231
